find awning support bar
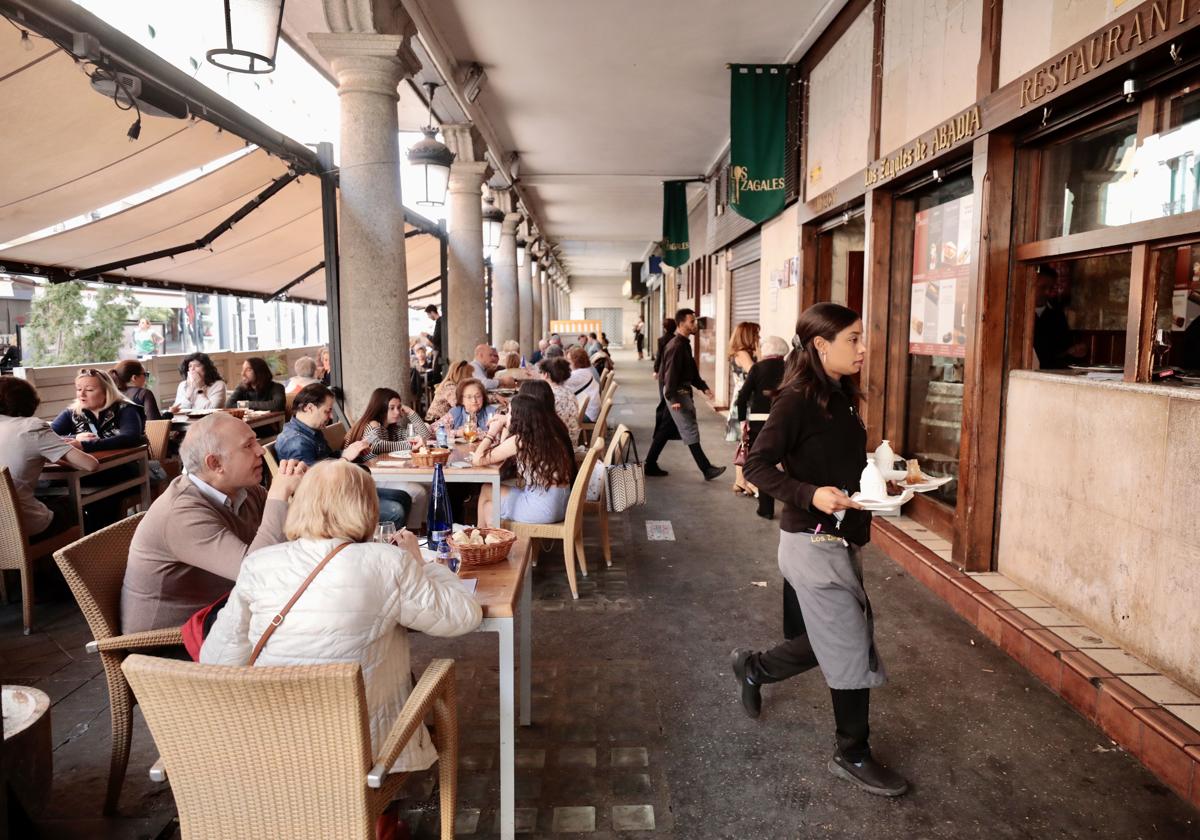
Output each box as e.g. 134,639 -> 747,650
269,261 -> 325,301
70,171 -> 299,280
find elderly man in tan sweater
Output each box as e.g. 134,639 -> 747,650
120,412 -> 306,634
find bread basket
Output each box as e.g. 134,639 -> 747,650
410,447 -> 451,467
449,527 -> 516,569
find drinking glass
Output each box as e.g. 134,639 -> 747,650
462,416 -> 478,444
237,400 -> 249,410
376,521 -> 396,543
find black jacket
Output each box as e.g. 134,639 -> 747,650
226,381 -> 285,411
660,334 -> 709,396
743,381 -> 871,545
735,356 -> 785,421
652,332 -> 675,373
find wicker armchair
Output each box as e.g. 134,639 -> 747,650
53,513 -> 184,814
0,466 -> 81,634
503,438 -> 603,599
123,655 -> 459,840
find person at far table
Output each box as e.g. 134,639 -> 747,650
530,339 -> 549,366
497,352 -> 531,382
170,353 -> 226,412
0,377 -> 98,539
51,369 -> 146,452
537,356 -> 581,445
347,388 -> 430,529
315,346 -> 332,386
440,379 -> 498,432
110,359 -> 163,422
473,393 -> 576,526
471,344 -> 516,390
200,459 -> 481,772
566,347 -> 600,422
121,412 -> 306,636
425,360 -> 474,423
286,356 -> 320,398
226,357 -> 285,412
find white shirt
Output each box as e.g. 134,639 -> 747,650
174,379 -> 227,411
187,473 -> 248,515
470,359 -> 499,390
565,368 -> 600,422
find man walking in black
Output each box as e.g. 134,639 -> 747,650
645,308 -> 726,481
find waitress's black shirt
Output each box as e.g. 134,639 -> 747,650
743,380 -> 871,545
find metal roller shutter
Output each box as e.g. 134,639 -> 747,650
729,231 -> 761,325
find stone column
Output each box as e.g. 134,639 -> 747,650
491,191 -> 520,348
312,30 -> 419,416
518,232 -> 535,355
442,124 -> 489,363
531,263 -> 543,343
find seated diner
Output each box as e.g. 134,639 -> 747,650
425,360 -> 474,423
50,368 -> 146,452
440,378 -> 498,433
566,347 -> 601,421
170,353 -> 227,412
225,357 -> 286,412
346,387 -> 431,529
200,458 -> 482,770
110,359 -> 163,422
537,356 -> 581,444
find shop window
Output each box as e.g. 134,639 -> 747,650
1029,252 -> 1132,372
1140,88 -> 1200,220
1155,242 -> 1200,371
901,175 -> 972,507
1035,115 -> 1137,240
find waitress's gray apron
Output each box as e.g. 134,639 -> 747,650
777,530 -> 887,690
665,388 -> 701,445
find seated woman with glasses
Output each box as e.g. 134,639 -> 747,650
471,393 -> 577,525
110,359 -> 163,422
50,369 -> 146,452
439,379 -> 498,433
424,360 -> 474,423
170,353 -> 226,413
200,458 -> 482,772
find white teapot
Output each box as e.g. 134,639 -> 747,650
873,440 -> 896,472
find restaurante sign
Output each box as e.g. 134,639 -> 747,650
864,107 -> 980,187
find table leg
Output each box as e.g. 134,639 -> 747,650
70,475 -> 84,534
139,453 -> 151,511
520,565 -> 532,727
492,475 -> 502,527
498,616 -> 515,840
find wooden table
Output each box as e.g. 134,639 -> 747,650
170,410 -> 285,432
457,536 -> 533,840
369,445 -> 503,527
39,446 -> 151,532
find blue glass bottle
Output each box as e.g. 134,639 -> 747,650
426,463 -> 455,569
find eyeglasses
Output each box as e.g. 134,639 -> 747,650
78,368 -> 104,378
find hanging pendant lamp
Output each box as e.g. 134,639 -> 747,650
407,82 -> 454,206
206,0 -> 286,74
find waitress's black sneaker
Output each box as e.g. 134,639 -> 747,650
828,754 -> 908,797
645,464 -> 669,477
729,649 -> 761,718
703,465 -> 726,481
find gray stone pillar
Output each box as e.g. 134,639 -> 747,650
312,30 -> 418,416
442,124 -> 489,363
531,263 -> 543,343
518,233 -> 535,355
491,194 -> 520,349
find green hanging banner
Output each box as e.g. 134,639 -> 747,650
729,64 -> 789,224
661,180 -> 690,269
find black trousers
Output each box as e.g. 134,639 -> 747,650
746,421 -> 774,517
746,597 -> 871,762
646,422 -> 713,473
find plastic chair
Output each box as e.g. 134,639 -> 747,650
53,513 -> 184,814
123,655 -> 459,840
0,467 -> 81,634
503,438 -> 603,599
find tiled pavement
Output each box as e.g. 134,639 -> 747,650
6,350 -> 1200,838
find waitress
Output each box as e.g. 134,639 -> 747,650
732,302 -> 907,798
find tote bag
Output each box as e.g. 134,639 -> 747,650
605,434 -> 646,512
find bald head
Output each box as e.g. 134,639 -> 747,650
474,344 -> 498,366
180,412 -> 263,492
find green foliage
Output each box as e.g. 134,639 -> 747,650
137,306 -> 174,325
263,352 -> 287,376
25,282 -> 139,366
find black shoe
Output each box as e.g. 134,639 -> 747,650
827,754 -> 908,797
645,464 -> 669,477
755,509 -> 774,520
730,649 -> 761,719
703,465 -> 726,481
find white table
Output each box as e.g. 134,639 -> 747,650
369,448 -> 503,528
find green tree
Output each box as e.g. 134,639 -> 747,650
25,282 -> 139,365
137,305 -> 174,325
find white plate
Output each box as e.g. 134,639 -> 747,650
852,488 -> 914,510
448,460 -> 472,469
899,474 -> 955,493
387,451 -> 413,459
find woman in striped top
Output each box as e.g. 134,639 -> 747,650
347,387 -> 433,462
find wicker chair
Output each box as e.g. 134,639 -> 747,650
53,513 -> 183,814
503,438 -> 603,599
578,396 -> 613,447
0,467 -> 81,634
144,419 -> 172,463
123,655 -> 459,840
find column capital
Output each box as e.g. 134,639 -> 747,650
491,186 -> 516,215
321,0 -> 416,38
310,31 -> 421,93
441,123 -> 486,163
501,212 -> 522,236
448,160 -> 490,192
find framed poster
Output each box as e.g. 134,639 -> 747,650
909,194 -> 972,357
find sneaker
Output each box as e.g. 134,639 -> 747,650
703,465 -> 727,481
827,754 -> 908,797
730,649 -> 761,718
645,464 -> 669,477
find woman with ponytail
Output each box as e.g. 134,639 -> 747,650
730,302 -> 908,798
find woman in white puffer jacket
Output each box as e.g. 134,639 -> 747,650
200,459 -> 482,772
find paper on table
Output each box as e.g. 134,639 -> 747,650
459,577 -> 479,594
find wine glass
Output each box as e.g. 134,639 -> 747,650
462,415 -> 478,445
376,521 -> 396,544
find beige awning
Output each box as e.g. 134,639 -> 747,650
0,22 -> 443,305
